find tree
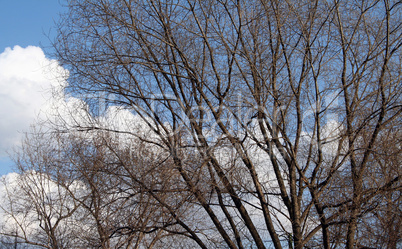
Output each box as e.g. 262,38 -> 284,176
2,0 -> 401,248
1,123 -> 195,248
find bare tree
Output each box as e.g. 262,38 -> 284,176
52,0 -> 402,248
1,123 -> 195,248
3,0 -> 401,248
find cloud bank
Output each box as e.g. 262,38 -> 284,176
0,46 -> 67,157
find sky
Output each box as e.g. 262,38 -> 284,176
0,0 -> 67,175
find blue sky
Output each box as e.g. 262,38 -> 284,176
0,0 -> 66,175
0,0 -> 65,51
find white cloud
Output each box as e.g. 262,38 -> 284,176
0,46 -> 68,157
0,45 -> 160,164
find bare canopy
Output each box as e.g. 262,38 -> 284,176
1,0 -> 401,248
